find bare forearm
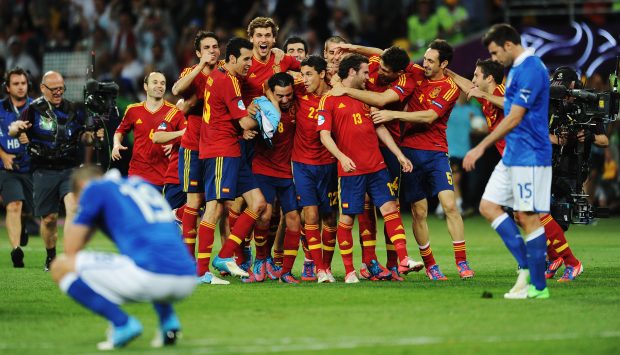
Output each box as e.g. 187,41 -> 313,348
172,66 -> 203,96
376,125 -> 403,158
346,87 -> 397,108
477,112 -> 520,150
347,44 -> 384,57
152,130 -> 184,144
481,92 -> 504,109
397,109 -> 437,124
113,132 -> 124,146
63,224 -> 92,256
320,131 -> 345,160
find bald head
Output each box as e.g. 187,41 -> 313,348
40,71 -> 65,105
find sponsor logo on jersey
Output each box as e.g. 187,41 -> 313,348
136,118 -> 143,124
337,103 -> 346,109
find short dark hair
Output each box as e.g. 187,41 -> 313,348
194,30 -> 219,52
5,67 -> 29,88
268,72 -> 295,92
428,39 -> 453,64
324,35 -> 348,51
482,24 -> 521,48
338,54 -> 369,79
225,37 -> 253,63
144,71 -> 166,84
283,36 -> 308,53
300,55 -> 327,74
475,58 -> 504,85
381,46 -> 410,73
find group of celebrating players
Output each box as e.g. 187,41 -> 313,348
111,16 -> 583,293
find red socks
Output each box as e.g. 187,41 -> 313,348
337,221 -> 354,274
182,207 -> 199,259
219,209 -> 259,258
322,225 -> 337,268
254,225 -> 269,260
358,204 -> 378,264
281,229 -> 301,274
453,240 -> 467,265
196,221 -> 215,276
383,211 -> 408,262
304,224 -> 325,270
541,214 -> 579,266
418,242 -> 436,268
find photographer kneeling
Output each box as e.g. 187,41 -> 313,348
8,71 -> 104,271
545,67 -> 608,281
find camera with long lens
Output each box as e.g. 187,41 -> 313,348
548,64 -> 619,229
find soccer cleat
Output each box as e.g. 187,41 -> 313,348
545,257 -> 564,279
425,264 -> 448,281
241,247 -> 253,272
151,313 -> 181,348
11,247 -> 25,268
397,257 -> 424,275
198,271 -> 230,285
326,268 -> 336,283
457,261 -> 475,279
44,255 -> 54,272
279,272 -> 300,284
301,260 -> 317,281
316,269 -> 330,283
212,256 -> 249,277
527,284 -> 550,299
389,267 -> 404,282
241,272 -> 259,283
252,258 -> 267,282
171,208 -> 182,233
97,316 -> 143,350
301,260 -> 316,281
558,262 -> 583,282
266,256 -> 282,280
504,269 -> 530,299
359,263 -> 376,280
344,270 -> 360,284
368,260 -> 392,280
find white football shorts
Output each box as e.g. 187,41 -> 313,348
482,161 -> 551,212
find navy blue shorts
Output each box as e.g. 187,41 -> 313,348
204,156 -> 258,202
163,183 -> 186,209
178,147 -> 204,193
380,146 -> 402,196
401,148 -> 453,203
338,169 -> 396,215
292,161 -> 338,213
255,174 -> 298,213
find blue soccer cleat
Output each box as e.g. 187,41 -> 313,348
368,259 -> 392,280
97,316 -> 143,350
252,258 -> 267,282
558,261 -> 583,282
240,246 -> 253,272
301,260 -> 316,281
545,257 -> 564,279
425,264 -> 448,280
151,313 -> 181,348
457,261 -> 475,279
212,256 -> 250,277
266,256 -> 282,280
279,271 -> 300,284
388,266 -> 404,282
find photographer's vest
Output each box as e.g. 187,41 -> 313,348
27,97 -> 82,170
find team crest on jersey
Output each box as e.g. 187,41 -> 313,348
237,100 -> 246,110
207,77 -> 213,86
317,114 -> 325,126
429,87 -> 442,98
272,64 -> 281,73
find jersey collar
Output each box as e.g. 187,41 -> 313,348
513,47 -> 535,67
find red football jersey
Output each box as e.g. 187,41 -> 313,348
367,55 -> 416,143
199,66 -> 247,159
252,109 -> 295,178
292,81 -> 335,165
242,53 -> 301,106
401,64 -> 460,152
156,110 -> 187,184
476,84 -> 506,155
116,102 -> 179,185
317,95 -> 385,177
177,65 -> 210,151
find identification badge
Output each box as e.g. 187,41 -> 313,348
39,116 -> 57,131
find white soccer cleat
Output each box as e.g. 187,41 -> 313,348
504,269 -> 530,299
344,270 -> 359,284
317,270 -> 330,283
198,271 -> 230,285
327,269 -> 336,283
225,261 -> 250,278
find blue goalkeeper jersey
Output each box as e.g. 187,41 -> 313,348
503,49 -> 551,167
73,170 -> 194,276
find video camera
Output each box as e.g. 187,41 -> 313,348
549,85 -> 619,126
83,78 -> 119,131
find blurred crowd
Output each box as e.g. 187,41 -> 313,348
0,0 -> 618,215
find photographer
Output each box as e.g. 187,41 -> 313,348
8,71 -> 104,271
546,66 -> 608,281
0,67 -> 33,268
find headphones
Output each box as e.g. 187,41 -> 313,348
2,67 -> 33,93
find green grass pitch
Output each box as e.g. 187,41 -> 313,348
1,215 -> 619,354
